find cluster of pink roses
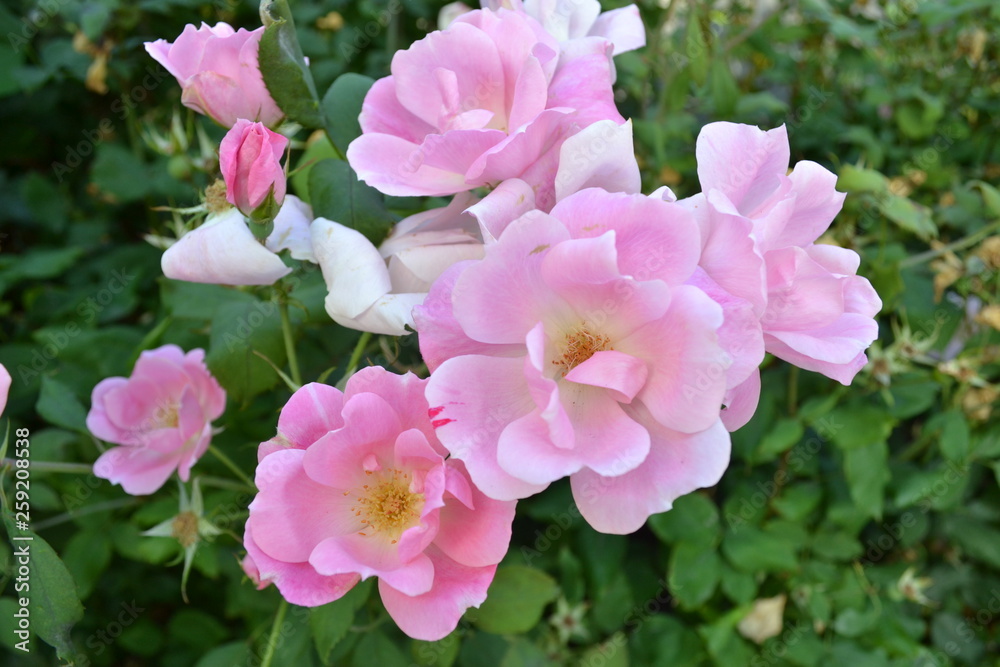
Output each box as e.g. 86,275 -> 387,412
85,0 -> 879,642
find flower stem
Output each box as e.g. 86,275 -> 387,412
345,331 -> 373,377
208,445 -> 255,490
260,599 -> 289,667
898,219 -> 1000,269
1,460 -> 93,474
279,301 -> 303,387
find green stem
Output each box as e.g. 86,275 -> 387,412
34,498 -> 140,531
198,475 -> 256,493
208,445 -> 255,490
279,301 -> 303,387
2,460 -> 93,474
260,599 -> 290,667
898,219 -> 1000,269
345,331 -> 373,377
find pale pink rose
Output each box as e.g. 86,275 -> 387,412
87,345 -> 226,496
244,368 -> 515,640
481,0 -> 646,55
0,364 -> 10,418
220,120 -> 287,215
161,196 -> 314,286
145,23 -> 283,128
347,8 -> 623,200
312,193 -> 484,336
681,122 -> 881,388
413,189 -> 732,534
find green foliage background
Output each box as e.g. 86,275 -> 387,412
1,0 -> 1000,665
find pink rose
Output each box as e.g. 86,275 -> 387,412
681,122 -> 881,388
243,368 -> 515,640
413,189 -> 732,534
0,364 -> 10,418
87,345 -> 226,495
347,8 -> 623,202
161,195 -> 313,286
220,119 -> 288,216
145,23 -> 283,128
481,0 -> 646,55
311,192 -> 484,336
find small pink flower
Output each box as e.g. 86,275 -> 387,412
311,192 -> 485,336
244,368 -> 515,641
681,122 -> 881,389
347,8 -> 623,202
220,119 -> 288,216
0,363 -> 10,418
413,189 -> 732,534
87,345 -> 226,496
145,23 -> 283,128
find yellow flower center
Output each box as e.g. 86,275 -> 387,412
351,469 -> 424,543
171,511 -> 199,548
552,326 -> 612,376
151,402 -> 180,429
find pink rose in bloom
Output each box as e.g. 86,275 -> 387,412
87,345 -> 226,495
145,23 -> 283,128
312,192 -> 484,336
220,119 -> 287,216
347,8 -> 623,203
243,368 -> 516,640
0,363 -> 10,418
161,195 -> 314,286
681,122 -> 881,387
413,189 -> 732,534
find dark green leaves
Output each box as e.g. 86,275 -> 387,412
258,0 -> 323,128
322,73 -> 374,156
308,159 -> 396,245
467,566 -> 558,635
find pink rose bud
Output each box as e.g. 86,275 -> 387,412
87,345 -> 227,496
220,120 -> 288,226
145,23 -> 283,128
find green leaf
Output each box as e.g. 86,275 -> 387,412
833,607 -> 878,638
62,528 -> 112,599
837,164 -> 888,194
754,418 -> 803,462
969,180 -> 1000,218
410,632 -> 460,667
2,516 -> 84,661
708,59 -> 739,117
827,404 -> 895,451
685,17 -> 710,85
205,298 -> 287,404
719,567 -> 757,605
308,159 -> 395,245
578,633 -> 629,667
649,492 -> 720,548
35,376 -> 88,434
310,598 -> 355,662
944,515 -> 1000,569
722,524 -> 798,573
669,541 -> 721,609
352,630 -> 409,667
844,441 -> 890,519
290,134 -> 341,203
322,73 -> 375,156
936,409 -> 971,463
193,641 -> 250,667
258,0 -> 323,128
468,566 -> 558,635
882,194 -> 937,240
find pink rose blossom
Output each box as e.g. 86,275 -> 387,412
243,368 -> 515,640
681,122 -> 881,388
220,119 -> 287,216
161,195 -> 313,286
312,192 -> 484,336
347,8 -> 623,200
0,363 -> 10,418
87,345 -> 226,495
413,189 -> 732,534
145,23 -> 283,128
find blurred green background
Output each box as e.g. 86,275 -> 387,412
1,0 -> 1000,665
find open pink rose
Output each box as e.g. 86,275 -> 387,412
243,368 -> 515,640
145,23 -> 283,128
680,122 -> 881,388
220,120 -> 287,216
0,364 -> 10,418
347,8 -> 623,200
87,345 -> 226,495
481,0 -> 646,55
413,189 -> 732,534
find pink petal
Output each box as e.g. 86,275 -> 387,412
275,382 -> 346,451
696,122 -> 789,214
571,417 -> 730,534
547,36 -> 623,126
720,369 -> 760,432
554,120 -> 640,202
310,536 -> 435,596
589,5 -> 646,55
86,377 -> 131,442
466,178 -> 537,242
378,547 -> 496,641
564,350 -> 647,403
769,160 -> 846,249
311,218 -> 391,320
434,460 -> 516,567
93,445 -> 179,496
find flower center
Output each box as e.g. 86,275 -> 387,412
151,402 -> 180,429
552,326 -> 612,376
171,511 -> 199,548
352,469 -> 424,542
